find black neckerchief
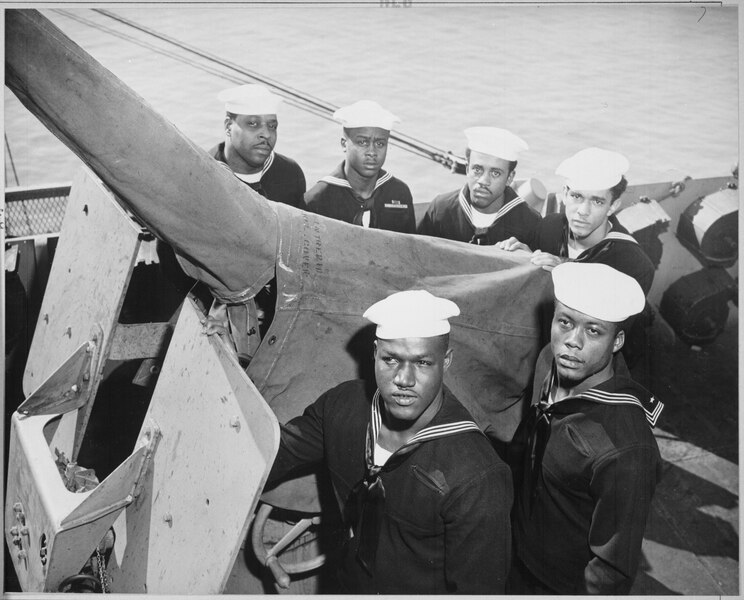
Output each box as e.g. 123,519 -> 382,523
349,389 -> 481,574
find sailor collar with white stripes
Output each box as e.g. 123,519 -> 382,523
232,150 -> 275,184
320,167 -> 393,194
569,220 -> 639,248
601,230 -> 638,243
457,185 -> 524,229
540,358 -> 663,428
368,389 -> 482,463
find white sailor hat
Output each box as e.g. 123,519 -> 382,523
464,127 -> 528,161
333,100 -> 400,131
363,290 -> 460,339
218,84 -> 282,115
552,262 -> 645,322
556,147 -> 630,191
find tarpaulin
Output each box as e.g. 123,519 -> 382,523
6,10 -> 552,512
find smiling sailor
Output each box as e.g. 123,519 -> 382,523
304,100 -> 416,233
418,126 -> 540,246
263,289 -> 513,593
210,83 -> 306,208
507,262 -> 663,595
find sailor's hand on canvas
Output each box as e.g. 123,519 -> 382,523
495,236 -> 531,252
530,251 -> 567,271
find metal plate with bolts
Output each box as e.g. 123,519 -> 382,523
104,298 -> 280,594
23,167 -> 143,398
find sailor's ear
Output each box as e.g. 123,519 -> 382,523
507,170 -> 516,185
607,197 -> 621,216
224,116 -> 233,134
340,137 -> 347,151
612,329 -> 625,353
443,347 -> 454,372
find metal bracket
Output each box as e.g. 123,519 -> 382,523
17,325 -> 102,416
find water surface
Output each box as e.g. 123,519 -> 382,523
4,5 -> 739,201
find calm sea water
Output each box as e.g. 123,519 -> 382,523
3,5 -> 739,202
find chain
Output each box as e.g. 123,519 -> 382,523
95,547 -> 109,593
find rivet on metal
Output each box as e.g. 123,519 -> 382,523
163,513 -> 173,527
230,417 -> 241,432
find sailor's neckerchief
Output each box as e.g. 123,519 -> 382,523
457,185 -> 525,244
350,389 -> 482,574
320,162 -> 393,228
527,352 -> 663,511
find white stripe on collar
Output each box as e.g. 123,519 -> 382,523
544,364 -> 662,428
370,390 -> 481,452
457,187 -> 524,229
233,151 -> 275,184
321,170 -> 392,191
577,389 -> 663,427
604,231 -> 638,244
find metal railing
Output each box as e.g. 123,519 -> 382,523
5,183 -> 72,238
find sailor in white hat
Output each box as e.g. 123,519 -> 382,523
553,147 -> 631,251
263,288 -> 513,593
209,83 -> 306,208
549,261 -> 645,390
508,261 -> 662,595
363,290 -> 460,432
528,147 -> 637,267
205,84 -> 307,373
497,147 -> 654,295
418,126 -> 540,246
304,100 -> 416,233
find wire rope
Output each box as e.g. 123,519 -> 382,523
51,9 -> 463,168
5,134 -> 21,186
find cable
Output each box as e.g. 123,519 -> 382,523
5,134 -> 20,186
51,9 -> 463,169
